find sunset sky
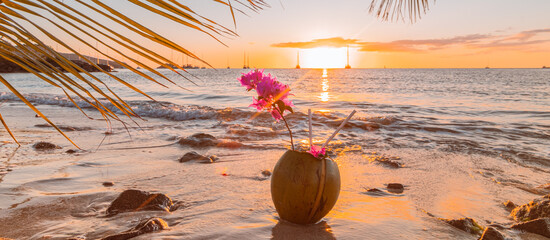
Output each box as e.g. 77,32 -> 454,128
44,1 -> 550,69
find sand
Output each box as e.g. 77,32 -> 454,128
1,102 -> 549,239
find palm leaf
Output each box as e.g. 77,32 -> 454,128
0,0 -> 267,146
368,0 -> 433,23
0,112 -> 18,145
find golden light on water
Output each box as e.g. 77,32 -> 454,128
322,69 -> 328,78
320,92 -> 329,102
299,138 -> 326,149
317,109 -> 332,113
320,69 -> 330,102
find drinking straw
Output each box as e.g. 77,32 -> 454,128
308,109 -> 313,151
322,110 -> 356,148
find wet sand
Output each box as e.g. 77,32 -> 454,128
1,103 -> 549,239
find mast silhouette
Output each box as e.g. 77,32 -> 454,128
345,45 -> 351,69
243,52 -> 248,69
295,50 -> 301,69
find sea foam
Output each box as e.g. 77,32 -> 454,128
0,92 -> 217,121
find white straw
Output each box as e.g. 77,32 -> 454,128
322,110 -> 356,148
308,109 -> 313,151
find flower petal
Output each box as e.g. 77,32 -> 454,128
308,145 -> 326,158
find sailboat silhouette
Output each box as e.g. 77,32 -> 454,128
345,45 -> 351,69
243,52 -> 249,69
296,50 -> 301,69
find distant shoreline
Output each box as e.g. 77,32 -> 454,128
0,58 -> 115,73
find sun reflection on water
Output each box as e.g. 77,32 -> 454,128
320,69 -> 330,102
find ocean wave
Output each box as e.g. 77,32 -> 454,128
2,91 -> 547,169
0,92 -> 217,121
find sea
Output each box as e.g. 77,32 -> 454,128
0,68 -> 549,239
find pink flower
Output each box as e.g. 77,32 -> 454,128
270,108 -> 282,121
239,69 -> 296,150
256,75 -> 276,98
308,145 -> 326,158
249,97 -> 268,110
238,69 -> 293,121
281,97 -> 294,108
238,69 -> 264,91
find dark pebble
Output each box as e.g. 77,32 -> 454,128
178,151 -> 213,163
103,182 -> 114,187
106,189 -> 173,216
440,217 -> 483,235
510,194 -> 550,222
387,183 -> 404,193
261,170 -> 272,177
511,218 -> 550,238
101,217 -> 168,240
66,149 -> 77,154
479,227 -> 505,240
33,141 -> 59,150
178,133 -> 218,148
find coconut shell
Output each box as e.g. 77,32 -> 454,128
271,150 -> 341,224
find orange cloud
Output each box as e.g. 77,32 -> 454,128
358,34 -> 492,52
503,28 -> 550,41
271,28 -> 550,53
271,37 -> 359,49
469,40 -> 550,50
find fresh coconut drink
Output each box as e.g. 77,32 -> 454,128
271,150 -> 341,224
239,70 -> 355,224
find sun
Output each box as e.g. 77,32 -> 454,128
301,47 -> 347,69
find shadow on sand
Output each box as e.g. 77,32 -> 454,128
272,219 -> 336,240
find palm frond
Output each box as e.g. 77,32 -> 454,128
0,0 -> 267,146
368,0 -> 433,23
0,112 -> 18,145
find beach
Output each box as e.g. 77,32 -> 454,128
1,68 -> 549,239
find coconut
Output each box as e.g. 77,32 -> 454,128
271,150 -> 341,224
